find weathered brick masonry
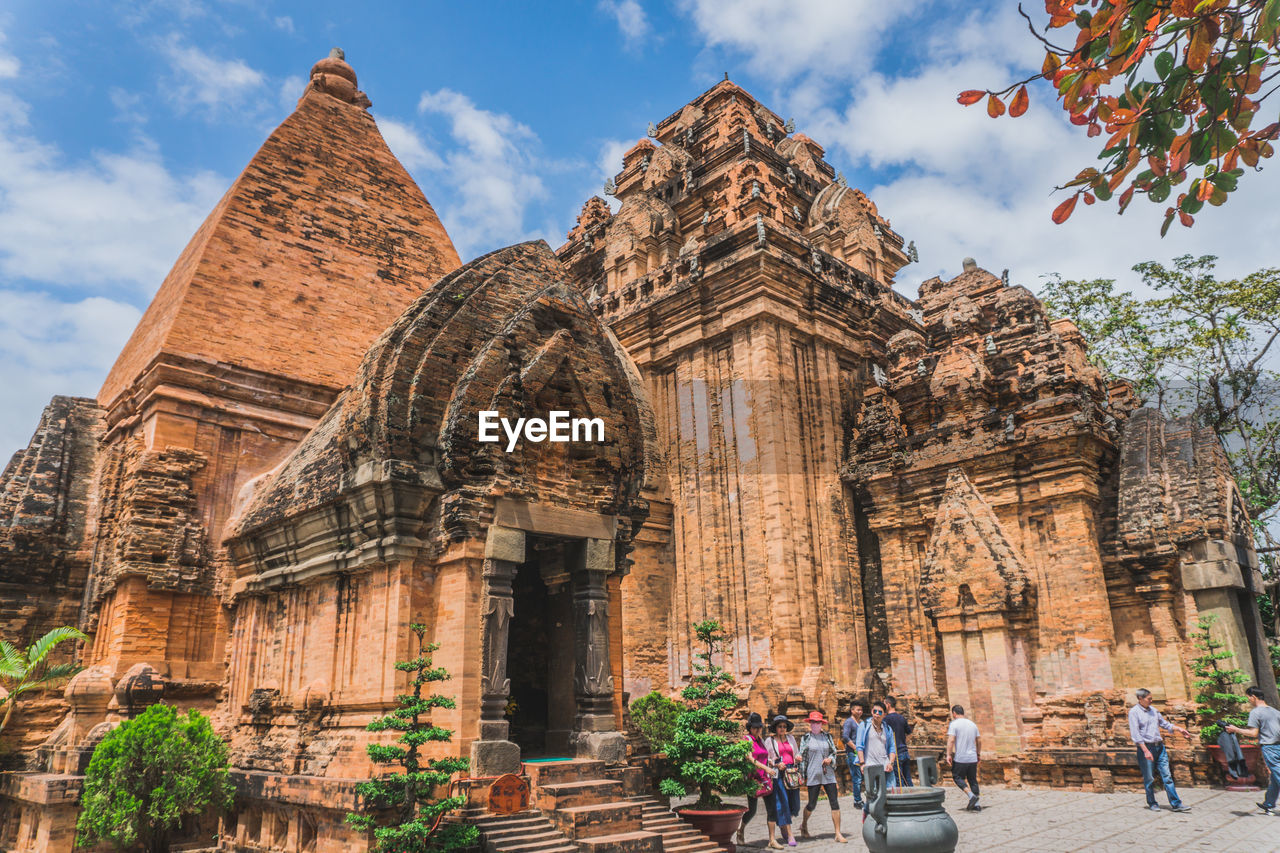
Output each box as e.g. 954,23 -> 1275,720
0,53 -> 1273,852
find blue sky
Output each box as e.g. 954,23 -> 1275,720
1,0 -> 1277,460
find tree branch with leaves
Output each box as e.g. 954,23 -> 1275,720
961,1 -> 1280,232
0,625 -> 86,736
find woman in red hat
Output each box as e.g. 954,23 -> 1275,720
798,710 -> 847,843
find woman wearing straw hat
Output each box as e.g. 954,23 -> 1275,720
738,712 -> 780,848
765,714 -> 801,848
798,710 -> 847,843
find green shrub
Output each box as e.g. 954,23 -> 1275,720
346,624 -> 476,852
1191,614 -> 1249,745
630,690 -> 680,753
76,704 -> 232,853
658,621 -> 756,809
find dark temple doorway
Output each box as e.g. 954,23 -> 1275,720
507,537 -> 575,758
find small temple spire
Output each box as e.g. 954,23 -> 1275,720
304,47 -> 371,109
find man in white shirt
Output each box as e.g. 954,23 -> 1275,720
946,705 -> 982,812
1128,687 -> 1192,812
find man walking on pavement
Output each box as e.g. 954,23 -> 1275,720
841,703 -> 868,809
1128,687 -> 1193,812
883,696 -> 914,786
856,701 -> 898,806
1225,685 -> 1280,815
946,705 -> 982,811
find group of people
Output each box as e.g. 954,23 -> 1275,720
1131,685 -> 1280,816
737,698 -> 984,848
736,683 -> 1280,847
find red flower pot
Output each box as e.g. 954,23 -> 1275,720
1206,743 -> 1266,791
676,806 -> 748,852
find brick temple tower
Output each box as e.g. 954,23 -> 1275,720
83,48 -> 459,691
558,79 -> 918,710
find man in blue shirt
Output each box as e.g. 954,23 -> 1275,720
1128,688 -> 1193,812
840,702 -> 868,808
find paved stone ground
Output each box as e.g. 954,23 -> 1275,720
720,786 -> 1280,852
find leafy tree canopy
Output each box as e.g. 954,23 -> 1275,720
76,704 -> 233,853
1040,255 -> 1280,547
961,1 -> 1280,232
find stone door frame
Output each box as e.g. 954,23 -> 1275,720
470,500 -> 626,776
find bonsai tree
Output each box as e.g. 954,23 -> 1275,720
346,624 -> 476,852
0,625 -> 86,735
1190,614 -> 1249,744
76,704 -> 233,853
629,690 -> 680,754
658,620 -> 756,810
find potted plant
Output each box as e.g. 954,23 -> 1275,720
658,621 -> 756,852
1191,614 -> 1260,789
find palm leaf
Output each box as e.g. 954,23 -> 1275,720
27,626 -> 87,667
0,640 -> 27,680
39,663 -> 82,683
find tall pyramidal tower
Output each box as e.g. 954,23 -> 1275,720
0,49 -> 460,730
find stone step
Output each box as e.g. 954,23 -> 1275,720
468,807 -> 579,853
628,795 -> 721,853
524,759 -> 607,787
536,778 -> 624,810
601,765 -> 646,795
551,800 -> 643,839
574,830 -> 663,853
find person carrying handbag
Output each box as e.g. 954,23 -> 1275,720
739,712 -> 780,848
765,715 -> 801,848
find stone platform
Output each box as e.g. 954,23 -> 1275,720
718,786 -> 1280,852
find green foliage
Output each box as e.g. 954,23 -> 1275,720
1190,615 -> 1249,745
76,704 -> 232,853
0,625 -> 86,736
657,621 -> 756,810
964,1 -> 1280,230
630,690 -> 681,754
1039,256 -> 1280,552
346,624 -> 476,853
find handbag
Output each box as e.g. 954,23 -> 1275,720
782,764 -> 803,790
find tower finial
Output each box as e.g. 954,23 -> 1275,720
724,71 -> 729,82
329,47 -> 345,60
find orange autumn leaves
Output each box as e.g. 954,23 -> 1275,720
959,0 -> 1280,231
958,84 -> 1029,117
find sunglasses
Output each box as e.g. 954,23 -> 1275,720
872,709 -> 884,715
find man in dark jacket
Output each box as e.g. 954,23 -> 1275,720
883,696 -> 914,786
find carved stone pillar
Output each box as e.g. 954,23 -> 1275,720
470,526 -> 524,776
569,538 -> 626,763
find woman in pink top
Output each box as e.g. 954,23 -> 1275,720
765,714 -> 801,848
738,712 -> 779,847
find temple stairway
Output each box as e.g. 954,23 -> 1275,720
468,759 -> 720,853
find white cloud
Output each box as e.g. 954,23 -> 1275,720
273,16 -> 294,33
679,0 -> 920,80
804,5 -> 1280,298
278,74 -> 304,111
379,117 -> 443,171
600,0 -> 651,45
0,290 -> 142,464
160,35 -> 265,113
417,89 -> 549,259
0,26 -> 17,79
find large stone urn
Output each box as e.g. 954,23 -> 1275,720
676,805 -> 748,852
862,758 -> 958,853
